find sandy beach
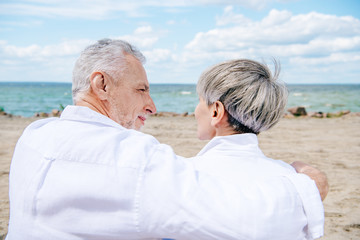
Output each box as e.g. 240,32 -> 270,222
0,114 -> 359,239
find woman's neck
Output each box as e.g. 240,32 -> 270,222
215,125 -> 239,137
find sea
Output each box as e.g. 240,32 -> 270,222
0,82 -> 359,117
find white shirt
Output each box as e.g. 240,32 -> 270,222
6,106 -> 324,240
190,134 -> 324,240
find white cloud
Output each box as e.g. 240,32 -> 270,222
0,39 -> 92,82
134,26 -> 153,34
216,5 -> 252,26
0,0 -> 290,19
167,20 -> 176,25
0,39 -> 93,59
143,49 -> 173,63
160,7 -> 360,83
0,26 -> 165,81
186,0 -> 288,10
0,1 -> 140,19
0,20 -> 42,27
290,52 -> 360,65
1,3 -> 358,84
0,25 -> 161,61
185,8 -> 360,64
114,26 -> 160,49
0,59 -> 21,66
261,8 -> 292,26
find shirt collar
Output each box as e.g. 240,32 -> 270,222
196,133 -> 259,157
60,105 -> 125,130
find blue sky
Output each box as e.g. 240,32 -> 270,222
0,0 -> 359,84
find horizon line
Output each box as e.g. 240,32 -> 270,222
0,81 -> 360,85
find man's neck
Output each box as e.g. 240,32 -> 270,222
76,95 -> 110,119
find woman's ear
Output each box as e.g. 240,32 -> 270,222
211,101 -> 226,127
89,72 -> 107,100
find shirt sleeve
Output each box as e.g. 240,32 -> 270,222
136,143 -> 244,240
135,142 -> 325,240
283,173 -> 324,239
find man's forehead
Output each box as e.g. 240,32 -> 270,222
120,54 -> 149,85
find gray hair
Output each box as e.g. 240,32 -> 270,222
196,59 -> 288,134
72,38 -> 146,103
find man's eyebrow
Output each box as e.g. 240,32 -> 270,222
137,84 -> 149,91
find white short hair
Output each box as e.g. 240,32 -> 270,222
196,59 -> 288,134
72,38 -> 145,103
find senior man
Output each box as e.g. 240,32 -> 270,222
7,39 -> 327,240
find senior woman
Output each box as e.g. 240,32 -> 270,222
190,59 -> 325,239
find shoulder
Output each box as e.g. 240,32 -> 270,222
19,117 -> 58,141
18,115 -> 163,165
25,117 -> 58,131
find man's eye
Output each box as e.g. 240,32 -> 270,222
138,89 -> 146,92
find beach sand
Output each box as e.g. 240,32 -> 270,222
0,114 -> 359,239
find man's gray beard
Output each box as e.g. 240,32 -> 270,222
123,120 -> 139,131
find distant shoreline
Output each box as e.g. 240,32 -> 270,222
1,109 -> 360,119
0,81 -> 360,85
1,83 -> 360,116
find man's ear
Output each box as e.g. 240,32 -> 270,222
89,72 -> 107,100
210,101 -> 226,127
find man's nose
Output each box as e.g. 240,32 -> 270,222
146,95 -> 157,114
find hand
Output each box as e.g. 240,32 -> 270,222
291,161 -> 329,201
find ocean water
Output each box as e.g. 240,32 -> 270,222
0,82 -> 359,117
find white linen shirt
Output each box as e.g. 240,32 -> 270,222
7,106 -> 324,240
189,134 -> 324,240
